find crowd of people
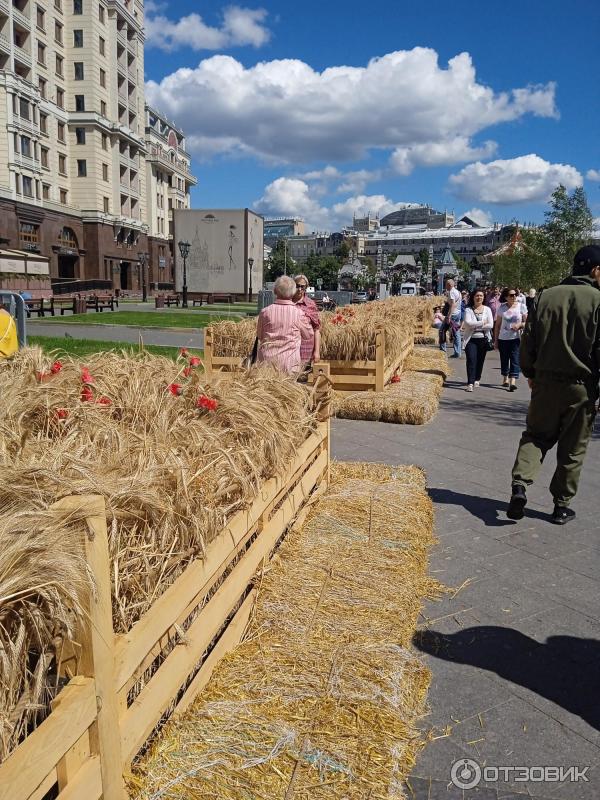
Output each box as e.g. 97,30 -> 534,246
436,279 -> 534,393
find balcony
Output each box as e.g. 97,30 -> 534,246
0,32 -> 10,55
0,0 -> 9,14
13,114 -> 38,135
116,28 -> 126,47
12,6 -> 31,30
14,151 -> 39,171
14,46 -> 32,68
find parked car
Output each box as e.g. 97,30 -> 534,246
353,291 -> 368,303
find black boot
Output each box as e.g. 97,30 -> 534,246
551,506 -> 576,525
507,484 -> 527,520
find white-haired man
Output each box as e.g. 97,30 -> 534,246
257,275 -> 312,373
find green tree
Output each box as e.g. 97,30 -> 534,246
544,185 -> 593,279
334,240 -> 351,262
265,240 -> 291,282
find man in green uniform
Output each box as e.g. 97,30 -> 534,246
507,245 -> 600,524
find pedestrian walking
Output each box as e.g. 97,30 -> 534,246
440,279 -> 462,358
486,286 -> 501,321
507,246 -> 600,524
494,287 -> 527,391
526,288 -> 537,314
462,289 -> 494,391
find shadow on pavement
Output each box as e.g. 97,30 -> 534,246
428,487 -> 549,527
414,626 -> 600,731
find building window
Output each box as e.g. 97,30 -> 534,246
40,113 -> 48,134
73,29 -> 83,47
101,133 -> 108,150
36,6 -> 45,30
99,4 -> 105,22
100,100 -> 107,116
103,196 -> 109,212
21,136 -> 31,157
74,61 -> 84,80
75,127 -> 86,144
55,0 -> 62,10
38,78 -> 47,99
99,36 -> 105,55
40,146 -> 49,168
100,68 -> 106,87
42,183 -> 50,199
73,0 -> 82,14
57,122 -> 65,142
55,54 -> 63,77
18,98 -> 29,119
59,188 -> 68,204
54,21 -> 63,45
59,227 -> 77,247
20,222 -> 39,246
56,87 -> 65,109
58,154 -> 66,174
102,163 -> 108,180
75,95 -> 85,112
37,42 -> 46,66
77,159 -> 87,177
22,177 -> 33,198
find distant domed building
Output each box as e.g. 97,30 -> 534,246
380,205 -> 454,229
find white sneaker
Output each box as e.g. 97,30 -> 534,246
466,384 -> 474,392
474,381 -> 480,387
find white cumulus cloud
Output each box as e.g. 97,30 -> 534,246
586,169 -> 600,181
255,178 -> 415,231
146,48 -> 557,165
390,137 -> 497,175
449,154 -> 582,204
146,5 -> 270,51
461,208 -> 493,226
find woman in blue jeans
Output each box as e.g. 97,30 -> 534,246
494,288 -> 527,391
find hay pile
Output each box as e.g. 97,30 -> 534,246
334,348 -> 448,425
0,347 -> 322,762
130,462 -> 443,800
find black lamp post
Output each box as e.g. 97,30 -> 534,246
137,251 -> 149,302
248,256 -> 254,302
178,240 -> 190,308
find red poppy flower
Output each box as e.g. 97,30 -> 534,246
182,366 -> 192,377
168,383 -> 183,396
50,361 -> 63,374
189,356 -> 201,367
55,408 -> 69,419
80,386 -> 94,402
81,367 -> 95,384
391,374 -> 401,384
196,394 -> 218,411
179,347 -> 188,357
97,396 -> 112,406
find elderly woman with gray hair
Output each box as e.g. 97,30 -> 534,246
256,275 -> 313,373
293,273 -> 321,365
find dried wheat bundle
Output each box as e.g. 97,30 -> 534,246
130,462 -> 444,800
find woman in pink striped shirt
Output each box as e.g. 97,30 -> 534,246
256,275 -> 313,374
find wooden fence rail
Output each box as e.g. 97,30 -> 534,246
0,422 -> 330,800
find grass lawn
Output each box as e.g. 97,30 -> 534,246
36,311 -> 244,329
28,335 -> 202,361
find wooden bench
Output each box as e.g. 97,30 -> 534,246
24,298 -> 47,318
50,296 -> 77,316
192,293 -> 236,306
163,293 -> 180,307
86,294 -> 117,312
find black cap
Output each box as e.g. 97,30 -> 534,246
573,245 -> 600,275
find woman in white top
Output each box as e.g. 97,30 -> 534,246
462,289 -> 494,391
494,287 -> 527,391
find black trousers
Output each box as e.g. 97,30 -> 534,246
465,337 -> 488,384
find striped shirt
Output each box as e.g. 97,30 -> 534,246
256,299 -> 313,373
296,295 -> 320,362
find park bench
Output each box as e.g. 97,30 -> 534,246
50,296 -> 78,316
192,292 -> 236,305
164,293 -> 180,307
86,294 -> 117,312
24,298 -> 47,318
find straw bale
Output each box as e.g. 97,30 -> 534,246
131,462 -> 443,799
333,348 -> 448,425
0,346 -> 323,761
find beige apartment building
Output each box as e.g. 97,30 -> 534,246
145,105 -> 196,287
0,0 -> 196,292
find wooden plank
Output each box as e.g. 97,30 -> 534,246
204,327 -> 213,375
326,359 -> 376,369
55,496 -> 125,800
328,374 -> 376,385
173,588 -> 258,717
375,328 -> 385,392
55,728 -> 90,792
114,426 -> 327,692
57,756 -> 102,800
27,771 -> 57,800
120,449 -> 327,766
0,678 -> 96,800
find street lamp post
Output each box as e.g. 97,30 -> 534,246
248,257 -> 254,302
137,251 -> 149,302
178,240 -> 190,308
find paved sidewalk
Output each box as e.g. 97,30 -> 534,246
331,351 -> 600,800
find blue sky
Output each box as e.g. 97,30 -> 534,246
144,0 -> 600,230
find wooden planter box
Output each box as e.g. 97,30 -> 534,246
0,423 -> 330,800
311,329 -> 414,394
